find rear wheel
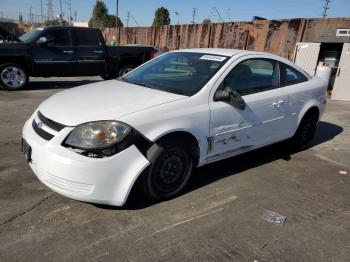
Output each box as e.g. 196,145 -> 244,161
291,111 -> 318,150
0,64 -> 28,90
118,64 -> 135,76
142,140 -> 193,201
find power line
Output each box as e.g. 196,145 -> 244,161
321,0 -> 331,18
131,15 -> 139,27
213,7 -> 224,22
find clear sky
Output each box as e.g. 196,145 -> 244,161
0,0 -> 349,26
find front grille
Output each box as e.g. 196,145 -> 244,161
32,112 -> 67,141
32,120 -> 54,140
38,111 -> 66,132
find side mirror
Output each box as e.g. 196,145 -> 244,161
37,36 -> 48,45
214,88 -> 246,110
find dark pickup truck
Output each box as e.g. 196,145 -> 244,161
0,26 -> 159,90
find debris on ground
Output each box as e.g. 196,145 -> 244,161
262,210 -> 287,225
339,170 -> 348,175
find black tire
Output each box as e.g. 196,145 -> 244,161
118,64 -> 135,77
141,140 -> 193,201
291,111 -> 318,150
0,63 -> 28,90
100,73 -> 118,80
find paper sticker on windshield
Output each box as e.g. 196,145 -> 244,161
200,55 -> 226,62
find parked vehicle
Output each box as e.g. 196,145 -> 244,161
22,48 -> 327,206
0,26 -> 159,90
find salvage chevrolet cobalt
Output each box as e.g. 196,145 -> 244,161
22,49 -> 327,206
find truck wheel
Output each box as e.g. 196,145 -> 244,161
141,140 -> 193,201
0,64 -> 28,90
100,74 -> 117,80
118,65 -> 135,76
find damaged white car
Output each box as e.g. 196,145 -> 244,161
22,49 -> 327,206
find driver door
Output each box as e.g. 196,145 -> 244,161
31,28 -> 76,76
207,56 -> 291,162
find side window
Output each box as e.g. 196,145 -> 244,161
74,29 -> 101,46
43,29 -> 71,46
221,59 -> 279,96
280,63 -> 308,86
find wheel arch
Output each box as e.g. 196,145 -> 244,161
297,102 -> 320,127
154,130 -> 201,167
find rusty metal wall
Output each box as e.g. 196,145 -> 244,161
102,17 -> 350,58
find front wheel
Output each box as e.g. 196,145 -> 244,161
0,64 -> 28,90
141,141 -> 193,201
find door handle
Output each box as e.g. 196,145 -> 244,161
272,100 -> 285,107
93,50 -> 104,54
63,50 -> 74,54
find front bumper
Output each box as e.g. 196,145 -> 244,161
22,113 -> 150,206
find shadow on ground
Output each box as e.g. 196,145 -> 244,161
94,120 -> 343,210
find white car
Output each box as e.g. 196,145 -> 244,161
22,48 -> 327,206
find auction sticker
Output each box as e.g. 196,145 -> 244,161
200,55 -> 227,62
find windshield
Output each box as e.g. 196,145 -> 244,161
19,28 -> 43,43
120,52 -> 229,96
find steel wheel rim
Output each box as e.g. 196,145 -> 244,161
122,67 -> 134,75
152,149 -> 189,195
0,66 -> 26,89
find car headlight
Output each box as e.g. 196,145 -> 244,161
65,121 -> 131,150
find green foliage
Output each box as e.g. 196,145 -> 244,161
152,7 -> 171,26
41,19 -> 62,26
89,0 -> 123,28
202,19 -> 212,24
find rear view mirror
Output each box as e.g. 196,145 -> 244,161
37,36 -> 48,45
214,88 -> 246,110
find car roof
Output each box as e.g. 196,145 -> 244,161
174,48 -> 244,57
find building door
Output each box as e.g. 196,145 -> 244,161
293,42 -> 321,76
332,43 -> 350,102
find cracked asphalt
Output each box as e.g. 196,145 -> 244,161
0,77 -> 350,262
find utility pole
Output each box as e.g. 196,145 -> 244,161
40,0 -> 43,22
74,10 -> 77,22
192,8 -> 197,24
321,0 -> 331,18
213,7 -> 224,22
47,0 -> 52,20
59,0 -> 63,24
68,0 -> 72,24
29,6 -> 32,24
126,11 -> 130,27
116,0 -> 120,43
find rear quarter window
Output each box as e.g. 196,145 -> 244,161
280,63 -> 308,87
74,28 -> 101,46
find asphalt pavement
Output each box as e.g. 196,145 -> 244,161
0,77 -> 349,262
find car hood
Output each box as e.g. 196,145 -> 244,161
38,80 -> 187,126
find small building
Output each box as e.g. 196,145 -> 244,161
293,27 -> 350,101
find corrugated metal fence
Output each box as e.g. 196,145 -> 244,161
102,18 -> 350,59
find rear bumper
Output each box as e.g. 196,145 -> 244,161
22,114 -> 150,206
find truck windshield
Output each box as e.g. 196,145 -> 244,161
120,52 -> 229,96
19,28 -> 43,43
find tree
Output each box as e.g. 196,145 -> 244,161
89,0 -> 123,28
152,7 -> 171,26
202,18 -> 212,24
